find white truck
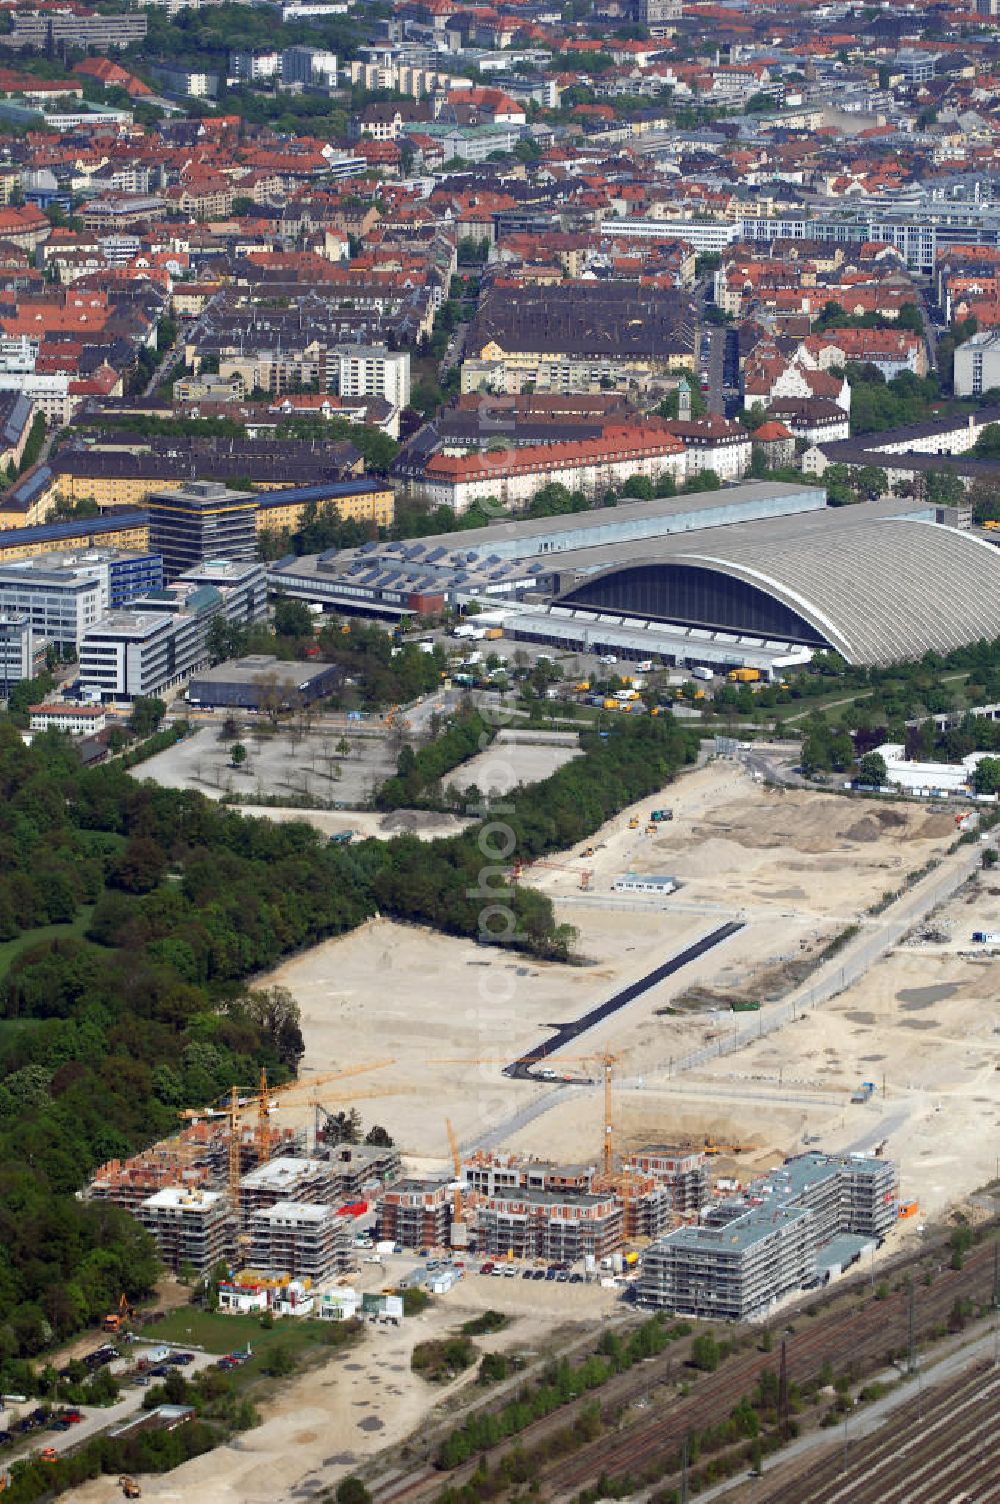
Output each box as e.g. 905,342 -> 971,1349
691,665 -> 713,681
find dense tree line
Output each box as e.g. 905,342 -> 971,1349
0,726 -> 376,1362
437,1315 -> 691,1469
372,715 -> 697,958
376,708 -> 493,809
0,707 -> 694,1364
4,1416 -> 217,1503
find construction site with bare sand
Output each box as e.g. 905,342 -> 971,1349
63,749 -> 1000,1504
264,753 -> 999,1226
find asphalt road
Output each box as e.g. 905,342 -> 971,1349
705,325 -> 726,416
470,828 -> 996,1151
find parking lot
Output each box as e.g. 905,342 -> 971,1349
0,1341 -> 217,1466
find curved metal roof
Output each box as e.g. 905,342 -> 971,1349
563,514 -> 1000,666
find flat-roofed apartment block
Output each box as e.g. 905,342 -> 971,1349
838,1155 -> 899,1240
239,1156 -> 334,1229
377,1179 -> 452,1249
638,1152 -> 898,1320
477,1188 -> 624,1261
249,1201 -> 349,1281
625,1146 -> 709,1216
639,1202 -> 816,1321
137,1187 -> 234,1277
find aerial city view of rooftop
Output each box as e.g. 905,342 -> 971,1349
0,0 -> 997,1496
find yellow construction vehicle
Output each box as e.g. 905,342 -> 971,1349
103,1293 -> 132,1333
119,1477 -> 142,1499
628,816 -> 639,829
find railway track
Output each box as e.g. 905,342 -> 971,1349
542,1241 -> 997,1496
754,1358 -> 1000,1504
372,1239 -> 996,1504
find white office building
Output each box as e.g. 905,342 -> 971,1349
953,330 -> 1000,399
229,49 -> 281,83
334,345 -> 410,410
78,559 -> 267,701
0,613 -> 32,690
281,46 -> 338,87
0,560 -> 103,651
0,337 -> 71,424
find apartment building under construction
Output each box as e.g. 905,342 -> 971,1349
477,1187 -> 624,1261
319,1140 -> 402,1201
88,1120 -> 307,1213
137,1187 -> 234,1277
460,1148 -> 679,1250
239,1156 -> 335,1229
249,1201 -> 350,1281
624,1146 -> 710,1218
377,1179 -> 452,1249
638,1152 -> 899,1321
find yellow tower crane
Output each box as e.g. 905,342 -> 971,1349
432,1051 -> 619,1178
178,1060 -> 395,1214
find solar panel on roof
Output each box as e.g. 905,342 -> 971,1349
424,547 -> 447,563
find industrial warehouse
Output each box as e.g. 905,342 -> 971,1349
268,481 -> 1000,669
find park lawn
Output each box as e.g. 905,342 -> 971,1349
139,1307 -> 358,1376
0,906 -> 95,982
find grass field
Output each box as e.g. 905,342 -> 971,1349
0,906 -> 95,981
139,1306 -> 359,1377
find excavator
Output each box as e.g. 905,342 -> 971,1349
119,1476 -> 142,1499
103,1292 -> 133,1333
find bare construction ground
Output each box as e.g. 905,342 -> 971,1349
131,724 -> 398,807
263,761 -> 966,1184
68,1279 -> 617,1504
64,763 -> 997,1504
447,738 -> 579,797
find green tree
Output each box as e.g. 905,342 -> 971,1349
273,598 -> 316,638
691,1333 -> 720,1371
128,696 -> 167,738
230,743 -> 247,768
857,751 -> 888,787
337,1479 -> 372,1504
972,756 -> 1000,795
